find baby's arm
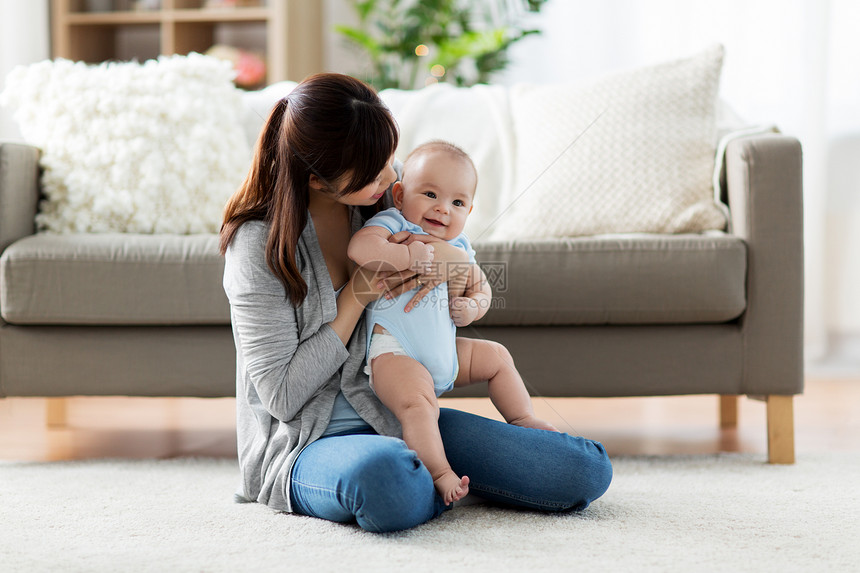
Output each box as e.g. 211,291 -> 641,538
348,226 -> 434,273
449,263 -> 492,327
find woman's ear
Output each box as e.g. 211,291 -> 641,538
308,174 -> 326,191
392,182 -> 404,209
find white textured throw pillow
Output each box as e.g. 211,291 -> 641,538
491,45 -> 727,240
0,54 -> 250,234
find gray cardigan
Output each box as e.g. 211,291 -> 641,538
223,207 -> 401,512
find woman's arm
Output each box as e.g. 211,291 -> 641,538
385,236 -> 471,312
329,264 -> 389,345
224,223 -> 352,422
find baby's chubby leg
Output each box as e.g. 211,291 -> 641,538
370,349 -> 469,505
454,337 -> 559,432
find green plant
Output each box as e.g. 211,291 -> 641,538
336,0 -> 549,90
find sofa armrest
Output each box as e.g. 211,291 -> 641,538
0,142 -> 40,253
725,133 -> 803,395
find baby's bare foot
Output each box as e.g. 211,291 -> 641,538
434,471 -> 470,505
511,415 -> 560,433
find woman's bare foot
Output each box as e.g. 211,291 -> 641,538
433,471 -> 470,505
510,415 -> 560,432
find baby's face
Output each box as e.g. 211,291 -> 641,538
394,152 -> 476,240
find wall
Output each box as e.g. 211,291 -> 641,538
324,0 -> 362,75
0,0 -> 50,142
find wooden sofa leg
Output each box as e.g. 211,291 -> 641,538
766,395 -> 795,464
46,398 -> 68,428
719,395 -> 739,428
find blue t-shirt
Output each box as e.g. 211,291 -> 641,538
363,208 -> 476,395
323,285 -> 370,437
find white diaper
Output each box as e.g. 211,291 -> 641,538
363,330 -> 409,391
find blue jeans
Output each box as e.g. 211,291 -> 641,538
289,408 -> 613,533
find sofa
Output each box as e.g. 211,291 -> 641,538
0,49 -> 803,463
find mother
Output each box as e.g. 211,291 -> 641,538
220,73 -> 612,533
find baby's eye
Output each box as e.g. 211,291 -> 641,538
453,199 -> 465,207
424,191 -> 437,199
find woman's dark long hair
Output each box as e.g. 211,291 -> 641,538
219,73 -> 399,305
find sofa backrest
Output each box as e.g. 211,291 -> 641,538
239,78 -> 757,242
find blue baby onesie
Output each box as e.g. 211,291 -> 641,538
363,207 -> 476,395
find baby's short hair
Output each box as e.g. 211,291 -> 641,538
402,140 -> 478,188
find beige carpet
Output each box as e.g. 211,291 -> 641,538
2,452 -> 857,572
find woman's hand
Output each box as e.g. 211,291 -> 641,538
342,230 -> 412,307
376,233 -> 470,312
346,264 -> 395,307
330,263 -> 397,346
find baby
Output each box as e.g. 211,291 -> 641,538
348,140 -> 558,505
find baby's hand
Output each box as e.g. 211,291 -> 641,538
449,297 -> 479,327
407,241 -> 434,274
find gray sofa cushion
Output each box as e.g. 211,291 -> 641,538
0,233 -> 229,325
474,232 -> 746,325
0,231 -> 746,326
